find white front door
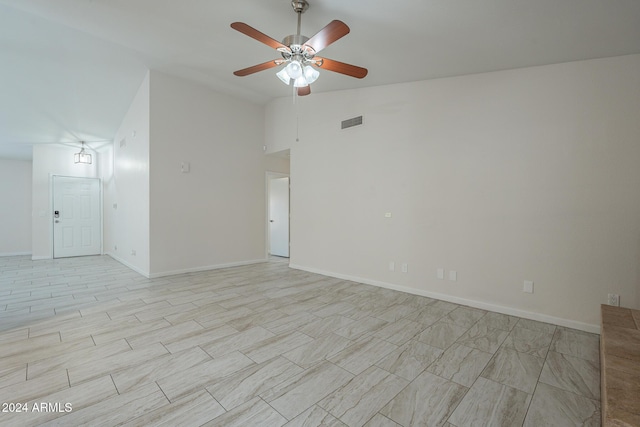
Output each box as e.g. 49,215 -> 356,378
53,176 -> 101,258
269,177 -> 289,257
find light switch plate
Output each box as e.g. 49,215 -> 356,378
523,280 -> 534,293
449,270 -> 457,281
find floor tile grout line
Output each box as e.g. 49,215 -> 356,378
532,379 -> 602,404
361,365 -> 422,426
261,396 -> 290,423
440,328 -> 490,427
124,337 -> 134,350
521,335 -> 554,425
110,374 -> 121,395
538,349 -> 600,398
155,380 -> 172,404
204,388 -> 228,418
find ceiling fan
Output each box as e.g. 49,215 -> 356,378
231,0 -> 368,96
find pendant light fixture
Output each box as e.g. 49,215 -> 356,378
74,141 -> 92,164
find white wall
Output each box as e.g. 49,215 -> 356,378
104,72 -> 151,276
147,71 -> 288,277
266,54 -> 640,331
0,159 -> 32,256
31,145 -> 99,259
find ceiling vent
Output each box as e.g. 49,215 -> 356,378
341,115 -> 363,130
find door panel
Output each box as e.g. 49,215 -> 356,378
62,226 -> 74,248
53,176 -> 101,258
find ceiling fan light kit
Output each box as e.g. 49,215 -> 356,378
276,68 -> 291,85
231,0 -> 367,96
285,60 -> 303,79
303,65 -> 319,83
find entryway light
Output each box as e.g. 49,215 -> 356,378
74,142 -> 92,164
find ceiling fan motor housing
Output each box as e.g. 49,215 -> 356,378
280,35 -> 316,64
291,0 -> 309,14
282,34 -> 309,46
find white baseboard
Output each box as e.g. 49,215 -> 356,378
0,252 -> 31,257
31,255 -> 52,260
289,263 -> 600,334
106,253 -> 150,278
107,254 -> 268,279
148,259 -> 268,279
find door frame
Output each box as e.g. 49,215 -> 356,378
50,174 -> 103,258
265,171 -> 290,260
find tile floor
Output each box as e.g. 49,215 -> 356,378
0,255 -> 601,426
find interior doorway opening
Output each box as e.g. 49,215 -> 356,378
267,173 -> 290,258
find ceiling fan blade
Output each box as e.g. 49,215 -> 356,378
297,86 -> 311,96
303,20 -> 350,54
231,22 -> 290,52
314,57 -> 368,79
234,59 -> 283,77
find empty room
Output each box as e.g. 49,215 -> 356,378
1,0 -> 639,426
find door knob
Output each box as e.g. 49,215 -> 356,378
270,220 -> 274,222
55,220 -> 60,223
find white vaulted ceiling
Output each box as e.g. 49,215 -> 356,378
1,0 -> 640,159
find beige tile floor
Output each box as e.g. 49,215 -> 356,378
0,255 -> 601,426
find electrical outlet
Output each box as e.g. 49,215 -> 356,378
131,249 -> 136,256
608,293 -> 620,306
389,262 -> 395,272
401,263 -> 408,273
437,268 -> 445,280
449,270 -> 457,281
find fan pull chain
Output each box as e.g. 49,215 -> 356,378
295,91 -> 300,142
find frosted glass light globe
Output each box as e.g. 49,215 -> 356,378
285,60 -> 303,79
